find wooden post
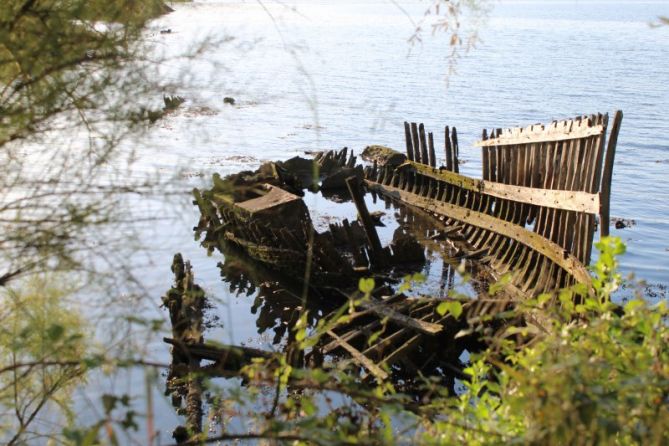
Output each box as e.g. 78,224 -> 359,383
600,110 -> 623,237
444,125 -> 453,171
451,126 -> 459,173
345,176 -> 385,267
411,122 -> 421,163
404,122 -> 414,162
419,123 -> 429,166
428,132 -> 436,168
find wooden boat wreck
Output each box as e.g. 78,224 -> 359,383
364,111 -> 623,299
178,111 -> 623,422
194,110 -> 622,300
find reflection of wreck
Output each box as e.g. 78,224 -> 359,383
169,111 -> 622,439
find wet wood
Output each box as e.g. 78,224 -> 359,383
419,123 -> 429,166
476,123 -> 605,147
357,300 -> 443,335
346,175 -> 386,266
362,145 -> 407,167
404,161 -> 601,213
451,127 -> 459,174
326,330 -> 389,380
600,110 -> 623,237
428,132 -> 436,168
404,122 -> 414,162
363,111 -> 621,298
164,338 -> 271,363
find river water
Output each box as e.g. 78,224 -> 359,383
73,0 -> 669,441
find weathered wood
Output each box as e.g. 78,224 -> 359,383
326,330 -> 389,380
380,333 -> 423,366
451,127 -> 459,174
476,124 -> 605,147
164,338 -> 271,363
444,125 -> 453,171
343,219 -> 367,267
357,300 -> 443,335
403,160 -> 601,213
419,123 -> 429,166
362,145 -> 407,167
345,176 -> 385,266
322,320 -> 381,353
428,132 -> 436,168
366,181 -> 593,285
411,122 -> 421,165
404,122 -> 414,162
600,110 -> 623,237
235,184 -> 310,229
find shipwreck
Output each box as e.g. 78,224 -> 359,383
165,110 -> 623,439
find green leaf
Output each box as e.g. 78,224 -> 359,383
358,277 -> 375,294
436,301 -> 463,319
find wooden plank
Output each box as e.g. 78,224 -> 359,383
410,123 -> 421,194
476,124 -> 605,147
322,320 -> 381,353
365,181 -> 593,285
358,300 -> 443,335
380,333 -> 423,366
326,330 -> 389,380
405,161 -> 600,214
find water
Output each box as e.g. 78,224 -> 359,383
70,0 -> 669,440
144,0 -> 669,284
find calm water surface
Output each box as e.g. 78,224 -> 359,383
78,0 -> 669,439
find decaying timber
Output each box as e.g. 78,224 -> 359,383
179,111 -> 623,418
364,111 -> 623,297
193,148 -> 429,289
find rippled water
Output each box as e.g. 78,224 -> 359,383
78,0 -> 669,438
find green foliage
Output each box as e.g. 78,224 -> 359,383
0,0 -> 166,145
0,0 -> 188,286
0,275 -> 89,443
420,237 -> 669,445
436,300 -> 462,318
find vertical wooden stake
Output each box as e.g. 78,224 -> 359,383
428,132 -> 436,168
600,110 -> 623,237
419,123 -> 429,166
404,122 -> 414,162
451,127 -> 459,173
411,122 -> 421,163
444,125 -> 453,171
